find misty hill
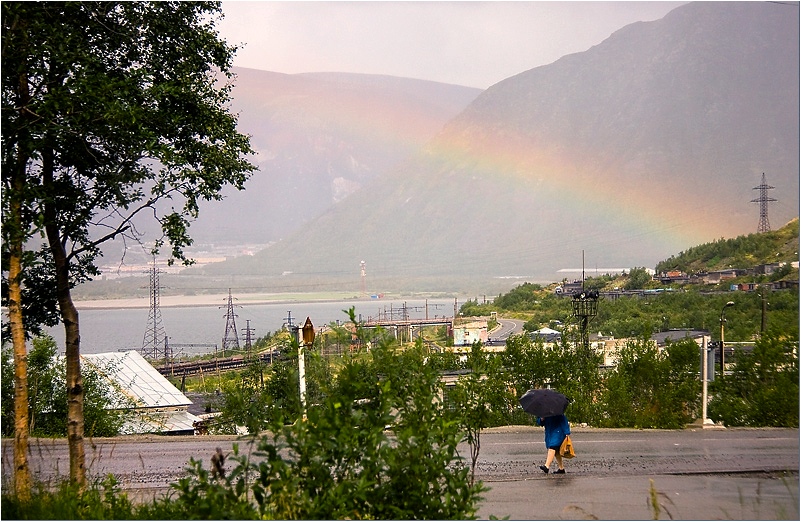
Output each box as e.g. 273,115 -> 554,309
188,69 -> 482,245
193,2 -> 799,294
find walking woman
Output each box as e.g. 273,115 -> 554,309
536,414 -> 570,474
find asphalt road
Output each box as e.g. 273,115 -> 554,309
2,426 -> 798,520
474,425 -> 799,520
494,318 -> 526,339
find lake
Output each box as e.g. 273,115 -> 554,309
42,298 -> 461,356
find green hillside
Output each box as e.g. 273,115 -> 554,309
655,218 -> 799,275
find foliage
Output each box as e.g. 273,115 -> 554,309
600,338 -> 700,429
0,336 -> 131,438
623,267 -> 654,290
446,343 -> 509,484
708,332 -> 799,427
482,285 -> 799,342
214,331 -> 339,434
0,475 -> 136,520
0,246 -> 62,340
460,298 -> 496,317
2,0 -> 256,268
492,282 -> 543,311
139,450 -> 259,520
582,273 -> 616,292
656,218 -> 799,274
2,0 -> 255,486
0,347 -> 14,434
146,331 -> 486,520
500,334 -> 604,426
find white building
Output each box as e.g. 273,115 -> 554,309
82,350 -> 200,435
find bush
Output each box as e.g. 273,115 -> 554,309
144,333 -> 486,520
708,332 -> 799,427
600,338 -> 700,429
1,476 -> 136,520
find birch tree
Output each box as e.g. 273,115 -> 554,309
1,1 -> 254,489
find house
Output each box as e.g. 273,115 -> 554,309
555,280 -> 584,296
702,269 -> 746,284
82,350 -> 200,436
658,271 -> 691,285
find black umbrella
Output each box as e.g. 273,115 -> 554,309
519,388 -> 569,418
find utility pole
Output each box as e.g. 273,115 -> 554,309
751,173 -> 776,233
221,288 -> 240,354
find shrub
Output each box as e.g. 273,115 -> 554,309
709,332 -> 799,427
143,333 -> 486,520
600,338 -> 699,429
1,476 -> 136,520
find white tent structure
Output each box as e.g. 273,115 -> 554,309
534,327 -> 560,336
82,350 -> 200,435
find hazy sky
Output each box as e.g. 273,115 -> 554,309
218,1 -> 687,89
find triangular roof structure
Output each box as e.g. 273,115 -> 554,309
82,350 -> 199,435
534,327 -> 560,335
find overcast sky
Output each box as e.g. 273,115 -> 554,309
217,1 -> 686,89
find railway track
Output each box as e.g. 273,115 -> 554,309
156,350 -> 281,377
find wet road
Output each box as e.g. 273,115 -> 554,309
2,426 -> 798,519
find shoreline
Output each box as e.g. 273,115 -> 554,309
71,291 -> 464,310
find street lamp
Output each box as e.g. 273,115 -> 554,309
719,301 -> 735,376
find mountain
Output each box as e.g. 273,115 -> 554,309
187,70 -> 482,245
193,2 -> 799,294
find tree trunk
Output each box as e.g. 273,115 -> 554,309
8,13 -> 32,501
43,151 -> 86,489
8,201 -> 31,502
47,228 -> 86,489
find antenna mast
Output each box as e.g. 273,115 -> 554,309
751,173 -> 777,233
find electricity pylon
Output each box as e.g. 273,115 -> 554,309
141,257 -> 168,361
221,288 -> 240,352
751,173 -> 777,233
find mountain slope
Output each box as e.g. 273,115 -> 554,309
198,2 -> 799,293
187,69 -> 482,245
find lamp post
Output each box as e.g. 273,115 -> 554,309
701,336 -> 711,425
719,301 -> 734,377
299,317 -> 315,414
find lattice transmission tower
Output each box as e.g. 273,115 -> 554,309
751,173 -> 777,233
242,319 -> 254,360
221,288 -> 240,352
141,258 -> 168,360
